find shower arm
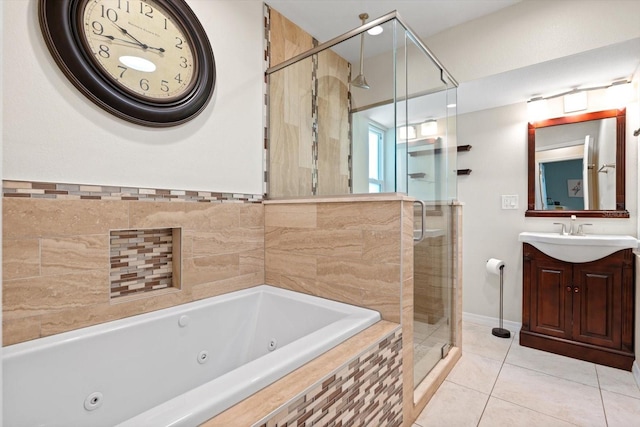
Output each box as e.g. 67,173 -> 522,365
357,13 -> 367,77
358,30 -> 365,77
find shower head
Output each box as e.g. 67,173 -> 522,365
350,73 -> 370,89
350,13 -> 370,90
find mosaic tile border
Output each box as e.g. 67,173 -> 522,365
255,329 -> 403,427
3,180 -> 262,203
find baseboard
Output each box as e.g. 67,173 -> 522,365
463,311 -> 521,333
633,361 -> 640,387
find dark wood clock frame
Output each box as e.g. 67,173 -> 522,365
39,0 -> 216,127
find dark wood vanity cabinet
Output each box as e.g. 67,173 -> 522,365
521,243 -> 634,370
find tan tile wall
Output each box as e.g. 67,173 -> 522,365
267,8 -> 315,197
267,7 -> 352,198
265,198 -> 410,323
3,191 -> 264,346
401,200 -> 416,423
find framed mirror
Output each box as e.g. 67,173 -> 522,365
526,108 -> 628,218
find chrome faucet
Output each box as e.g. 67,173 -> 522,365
575,222 -> 593,236
554,215 -> 592,236
569,214 -> 576,235
553,222 -> 569,235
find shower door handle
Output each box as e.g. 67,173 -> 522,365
414,200 -> 427,244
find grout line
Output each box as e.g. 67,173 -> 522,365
476,331 -> 516,426
595,366 -> 610,427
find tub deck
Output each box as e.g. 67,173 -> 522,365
203,320 -> 401,426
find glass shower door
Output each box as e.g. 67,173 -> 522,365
397,33 -> 457,388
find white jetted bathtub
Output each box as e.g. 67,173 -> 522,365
4,285 -> 380,427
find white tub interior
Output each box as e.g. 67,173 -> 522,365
3,285 -> 380,427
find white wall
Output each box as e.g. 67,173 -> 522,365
2,0 -> 264,194
459,96 -> 639,324
427,0 -> 640,83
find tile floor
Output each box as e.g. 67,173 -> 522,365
414,321 -> 640,426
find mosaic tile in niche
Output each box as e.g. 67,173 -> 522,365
109,228 -> 181,298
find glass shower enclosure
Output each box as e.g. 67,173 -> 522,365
266,10 -> 458,390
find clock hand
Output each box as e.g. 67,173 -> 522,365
98,34 -> 165,52
98,34 -> 145,47
109,23 -> 165,53
111,22 -> 148,49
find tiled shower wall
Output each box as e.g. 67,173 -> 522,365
267,7 -> 351,197
2,180 -> 264,346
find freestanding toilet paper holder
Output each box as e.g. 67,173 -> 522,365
492,263 -> 511,339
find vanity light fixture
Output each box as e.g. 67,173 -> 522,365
527,79 -> 631,104
563,91 -> 588,113
420,120 -> 438,136
527,97 -> 548,122
398,125 -> 416,140
606,80 -> 633,108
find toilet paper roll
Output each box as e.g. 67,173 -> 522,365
486,258 -> 505,275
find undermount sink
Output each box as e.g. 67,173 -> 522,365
518,232 -> 638,263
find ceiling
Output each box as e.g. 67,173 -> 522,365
265,0 -> 522,58
266,1 -> 640,116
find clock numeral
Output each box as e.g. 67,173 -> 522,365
91,21 -> 104,36
161,80 -> 170,93
164,18 -> 168,30
140,3 -> 153,18
117,0 -> 130,13
98,44 -> 110,58
175,37 -> 184,50
174,73 -> 182,84
139,79 -> 150,91
117,66 -> 127,78
100,5 -> 118,22
179,56 -> 188,69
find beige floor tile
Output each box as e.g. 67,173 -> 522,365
414,381 -> 489,427
492,364 -> 606,426
462,322 -> 514,362
596,365 -> 640,399
601,389 -> 640,427
447,352 -> 502,394
479,397 -> 577,426
506,339 -> 598,387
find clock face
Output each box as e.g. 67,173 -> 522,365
80,0 -> 197,102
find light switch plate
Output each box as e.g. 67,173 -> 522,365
501,195 -> 519,209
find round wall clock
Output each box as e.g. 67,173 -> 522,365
39,0 -> 216,127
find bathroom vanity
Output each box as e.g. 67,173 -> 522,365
519,233 -> 636,370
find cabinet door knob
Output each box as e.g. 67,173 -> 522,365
574,287 -> 580,293
566,286 -> 572,292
